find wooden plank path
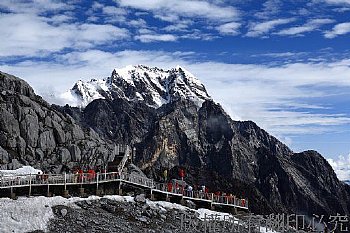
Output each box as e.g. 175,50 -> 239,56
0,172 -> 248,210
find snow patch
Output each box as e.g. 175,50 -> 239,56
0,166 -> 42,177
0,195 -> 132,233
150,200 -> 189,211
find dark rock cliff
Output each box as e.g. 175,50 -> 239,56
59,97 -> 350,216
0,71 -> 117,173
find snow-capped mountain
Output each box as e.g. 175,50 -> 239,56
62,65 -> 211,108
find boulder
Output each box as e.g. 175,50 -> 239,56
59,148 -> 71,163
134,194 -> 146,204
71,125 -> 84,140
35,148 -> 45,161
16,136 -> 26,157
61,208 -> 68,217
8,159 -> 22,170
0,108 -> 20,136
19,110 -> 39,147
184,200 -> 196,209
38,130 -> 56,152
0,146 -> 9,163
69,145 -> 81,161
52,121 -> 65,144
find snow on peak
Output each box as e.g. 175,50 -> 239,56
63,65 -> 212,108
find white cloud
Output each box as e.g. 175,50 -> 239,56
217,22 -> 241,35
277,18 -> 335,36
128,19 -> 147,27
135,33 -> 177,43
88,2 -> 128,24
251,52 -> 308,58
328,154 -> 350,181
323,0 -> 350,4
180,30 -> 218,41
163,20 -> 193,32
101,5 -> 128,16
76,24 -> 129,44
116,0 -> 239,22
0,0 -> 70,14
255,0 -> 282,19
246,18 -> 295,37
0,13 -> 129,57
324,22 -> 350,38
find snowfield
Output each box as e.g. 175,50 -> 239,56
62,65 -> 212,108
0,195 -> 277,233
0,196 -> 98,233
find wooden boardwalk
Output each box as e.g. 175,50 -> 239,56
0,172 -> 249,211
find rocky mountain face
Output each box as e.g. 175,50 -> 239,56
61,96 -> 350,216
1,68 -> 350,217
0,71 -> 117,173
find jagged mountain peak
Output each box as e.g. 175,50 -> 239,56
63,65 -> 211,108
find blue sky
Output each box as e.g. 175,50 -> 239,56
1,0 -> 350,179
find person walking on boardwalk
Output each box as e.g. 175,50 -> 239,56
163,169 -> 168,182
187,185 -> 193,197
167,182 -> 173,192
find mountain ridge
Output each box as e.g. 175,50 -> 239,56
62,65 -> 211,108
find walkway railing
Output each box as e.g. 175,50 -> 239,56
0,172 -> 248,209
152,180 -> 248,209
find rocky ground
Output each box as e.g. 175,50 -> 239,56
24,194 -> 257,233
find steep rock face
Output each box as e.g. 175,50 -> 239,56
64,95 -> 350,216
55,98 -> 156,145
0,72 -> 116,172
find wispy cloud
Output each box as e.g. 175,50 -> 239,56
328,153 -> 350,181
324,22 -> 350,38
255,0 -> 282,19
114,0 -> 241,41
323,0 -> 350,5
0,0 -> 71,14
116,0 -> 240,22
251,52 -> 309,58
217,22 -> 241,35
246,18 -> 295,37
88,2 -> 128,24
0,13 -> 129,57
135,33 -> 177,43
277,18 -> 335,36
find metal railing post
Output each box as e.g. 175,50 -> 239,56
29,173 -> 32,196
96,173 -> 99,190
64,172 -> 67,190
